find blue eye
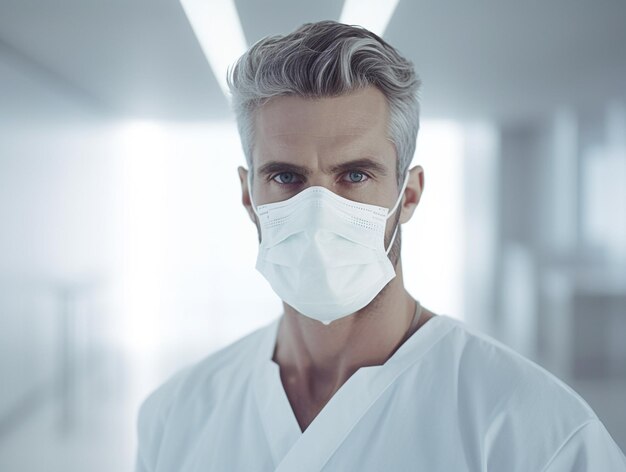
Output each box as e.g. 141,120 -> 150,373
345,171 -> 368,183
272,172 -> 300,184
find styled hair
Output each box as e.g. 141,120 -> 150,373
226,20 -> 422,187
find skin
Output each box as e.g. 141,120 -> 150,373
237,85 -> 436,432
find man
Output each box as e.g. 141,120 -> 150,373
135,20 -> 626,471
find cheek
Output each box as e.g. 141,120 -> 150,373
384,209 -> 402,241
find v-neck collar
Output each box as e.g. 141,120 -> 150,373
252,313 -> 456,471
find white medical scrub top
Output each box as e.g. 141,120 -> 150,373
135,314 -> 626,471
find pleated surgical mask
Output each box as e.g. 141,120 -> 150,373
248,171 -> 408,324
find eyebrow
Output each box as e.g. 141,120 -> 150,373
329,158 -> 389,176
256,158 -> 389,178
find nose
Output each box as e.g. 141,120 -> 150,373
303,174 -> 334,191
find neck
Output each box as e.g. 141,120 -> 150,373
272,260 -> 418,387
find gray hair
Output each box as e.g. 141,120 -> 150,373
226,20 -> 422,187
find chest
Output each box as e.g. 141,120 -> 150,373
279,368 -> 347,433
160,368 -> 475,472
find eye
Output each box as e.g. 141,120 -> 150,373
343,171 -> 369,183
271,172 -> 301,185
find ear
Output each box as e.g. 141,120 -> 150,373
399,165 -> 424,225
237,166 -> 257,224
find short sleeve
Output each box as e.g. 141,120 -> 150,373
134,368 -> 190,472
542,419 -> 626,471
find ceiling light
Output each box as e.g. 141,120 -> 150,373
180,0 -> 248,100
339,0 -> 401,37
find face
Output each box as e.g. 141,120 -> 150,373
238,85 -> 424,262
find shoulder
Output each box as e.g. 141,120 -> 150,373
447,316 -> 594,417
135,318 -> 277,470
435,316 -> 603,469
140,318 -> 275,413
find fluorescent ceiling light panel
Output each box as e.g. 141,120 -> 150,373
180,0 -> 248,100
339,0 -> 401,37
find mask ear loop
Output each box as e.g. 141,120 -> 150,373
385,173 -> 410,255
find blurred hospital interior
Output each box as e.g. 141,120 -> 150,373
0,0 -> 625,470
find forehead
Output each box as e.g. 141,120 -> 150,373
253,86 -> 392,161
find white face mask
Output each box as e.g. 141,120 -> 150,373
248,172 -> 409,325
